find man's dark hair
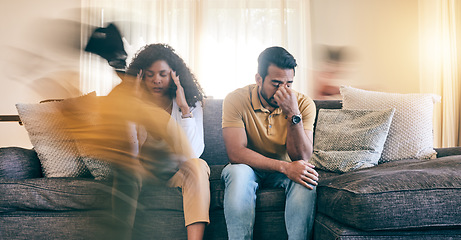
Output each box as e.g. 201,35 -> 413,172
257,46 -> 297,81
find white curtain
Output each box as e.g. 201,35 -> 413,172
419,0 -> 461,147
80,0 -> 313,98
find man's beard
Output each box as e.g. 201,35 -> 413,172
259,85 -> 279,108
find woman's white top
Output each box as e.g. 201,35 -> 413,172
170,100 -> 204,158
128,99 -> 204,159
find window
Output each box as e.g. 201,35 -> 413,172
80,0 -> 312,98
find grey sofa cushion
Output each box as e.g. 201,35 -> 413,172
136,183 -> 184,211
0,147 -> 42,179
1,210 -> 113,240
0,178 -> 112,212
137,165 -> 286,213
317,156 -> 461,231
314,213 -> 461,240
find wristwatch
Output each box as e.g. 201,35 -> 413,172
290,114 -> 302,125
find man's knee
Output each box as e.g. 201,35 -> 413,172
221,163 -> 256,184
287,182 -> 317,203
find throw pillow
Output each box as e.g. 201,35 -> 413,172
80,156 -> 112,180
340,86 -> 440,162
16,93 -> 96,177
311,108 -> 395,173
60,95 -> 113,180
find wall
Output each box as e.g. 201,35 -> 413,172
0,0 -> 82,147
310,0 -> 420,95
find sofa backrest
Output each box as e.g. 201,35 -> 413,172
201,99 -> 228,165
200,99 -> 343,166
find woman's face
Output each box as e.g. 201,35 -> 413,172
143,60 -> 172,97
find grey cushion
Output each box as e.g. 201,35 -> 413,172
0,147 -> 42,179
311,108 -> 394,173
0,211 -> 113,240
317,156 -> 461,231
0,178 -> 111,212
314,213 -> 461,240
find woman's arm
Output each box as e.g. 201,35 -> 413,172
176,101 -> 204,158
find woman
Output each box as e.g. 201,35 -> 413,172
114,43 -> 209,240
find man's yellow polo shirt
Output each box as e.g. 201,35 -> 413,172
222,84 -> 316,162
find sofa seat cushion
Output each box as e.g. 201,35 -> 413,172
317,156 -> 461,231
137,183 -> 184,211
0,178 -> 112,212
1,210 -> 113,240
138,165 -> 286,213
314,213 -> 461,240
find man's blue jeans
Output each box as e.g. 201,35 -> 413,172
221,163 -> 316,240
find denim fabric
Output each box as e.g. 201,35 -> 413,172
222,164 -> 316,240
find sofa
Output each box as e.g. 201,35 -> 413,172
1,99 -> 461,240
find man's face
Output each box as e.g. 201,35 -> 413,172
256,64 -> 294,108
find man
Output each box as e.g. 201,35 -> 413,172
221,46 -> 319,240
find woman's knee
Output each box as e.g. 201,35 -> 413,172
183,158 -> 210,177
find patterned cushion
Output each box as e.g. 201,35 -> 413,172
311,108 -> 394,173
340,86 -> 440,162
62,95 -> 113,180
80,157 -> 112,180
16,93 -> 96,177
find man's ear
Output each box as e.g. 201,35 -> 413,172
255,73 -> 263,86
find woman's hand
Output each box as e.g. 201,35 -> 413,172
132,69 -> 143,98
171,71 -> 190,115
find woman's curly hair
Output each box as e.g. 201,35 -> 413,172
126,43 -> 205,107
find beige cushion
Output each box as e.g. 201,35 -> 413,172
16,93 -> 96,177
340,86 -> 440,162
311,108 -> 394,173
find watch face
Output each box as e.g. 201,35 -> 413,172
292,115 -> 301,124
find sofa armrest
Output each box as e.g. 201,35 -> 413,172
0,147 -> 42,179
435,147 -> 461,158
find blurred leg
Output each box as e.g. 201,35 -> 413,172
111,168 -> 143,240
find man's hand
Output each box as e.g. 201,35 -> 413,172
281,160 -> 319,190
273,85 -> 299,117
